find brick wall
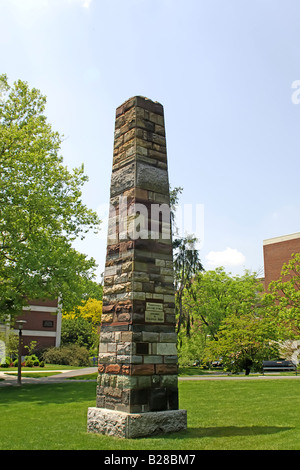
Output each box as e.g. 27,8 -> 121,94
263,233 -> 300,289
14,298 -> 61,354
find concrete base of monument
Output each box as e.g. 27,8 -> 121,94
87,407 -> 187,439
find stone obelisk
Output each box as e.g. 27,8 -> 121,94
87,96 -> 187,439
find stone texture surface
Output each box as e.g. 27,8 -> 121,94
88,96 -> 186,438
87,407 -> 187,439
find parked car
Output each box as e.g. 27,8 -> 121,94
211,358 -> 223,368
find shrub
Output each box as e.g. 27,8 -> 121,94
24,355 -> 40,367
61,316 -> 98,350
42,344 -> 90,367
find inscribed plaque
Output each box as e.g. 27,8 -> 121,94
145,302 -> 164,323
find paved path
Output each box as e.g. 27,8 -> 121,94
1,368 -> 300,387
0,367 -> 98,387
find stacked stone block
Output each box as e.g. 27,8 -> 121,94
88,96 -> 186,437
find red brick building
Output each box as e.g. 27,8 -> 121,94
0,298 -> 62,355
263,232 -> 300,363
263,232 -> 300,290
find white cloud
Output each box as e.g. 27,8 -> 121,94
205,247 -> 246,268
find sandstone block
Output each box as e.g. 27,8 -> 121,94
87,408 -> 187,439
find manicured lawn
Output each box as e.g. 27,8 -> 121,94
1,379 -> 300,450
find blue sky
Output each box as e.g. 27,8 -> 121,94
2,0 -> 300,279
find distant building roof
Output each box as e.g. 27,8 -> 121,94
263,232 -> 300,246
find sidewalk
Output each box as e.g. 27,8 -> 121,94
1,368 -> 300,387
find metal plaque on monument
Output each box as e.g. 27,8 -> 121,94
87,96 -> 187,439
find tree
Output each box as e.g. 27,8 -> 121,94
178,268 -> 275,371
266,253 -> 300,340
0,75 -> 100,318
0,330 -> 18,360
173,235 -> 204,335
177,322 -> 206,367
169,185 -> 183,235
169,186 -> 204,335
63,297 -> 102,354
184,268 -> 265,340
204,312 -> 279,375
64,297 -> 102,327
61,316 -> 97,350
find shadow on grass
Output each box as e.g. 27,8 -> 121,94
185,426 -> 292,438
147,425 -> 293,442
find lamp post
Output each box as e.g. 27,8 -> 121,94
16,320 -> 27,386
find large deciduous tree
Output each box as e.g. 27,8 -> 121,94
204,311 -> 279,375
0,75 -> 100,318
184,268 -> 264,340
180,268 -> 279,373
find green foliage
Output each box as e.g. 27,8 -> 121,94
169,185 -> 183,233
42,344 -> 90,367
173,235 -> 204,335
25,354 -> 40,367
61,316 -> 98,350
81,281 -> 103,301
170,186 -> 204,335
184,268 -> 264,340
24,341 -> 38,356
0,357 -> 11,368
204,312 -> 279,374
266,253 -> 300,340
177,323 -> 206,367
177,267 -> 281,373
0,330 -> 18,358
0,75 -> 101,318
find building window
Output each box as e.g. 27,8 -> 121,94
43,320 -> 54,328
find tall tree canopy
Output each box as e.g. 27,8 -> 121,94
173,235 -> 204,335
180,268 -> 278,373
184,268 -> 264,340
170,186 -> 204,335
0,75 -> 100,318
204,311 -> 279,375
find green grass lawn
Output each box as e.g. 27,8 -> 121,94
1,378 -> 300,450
